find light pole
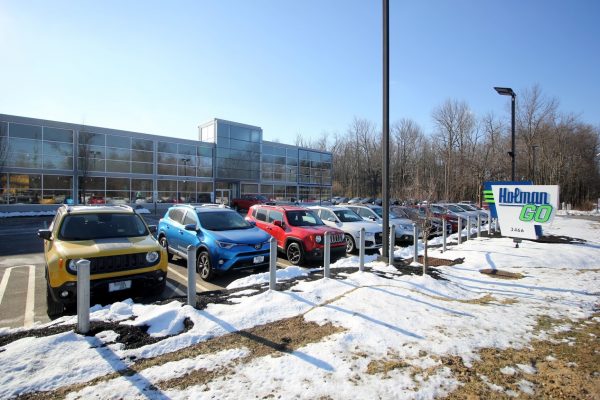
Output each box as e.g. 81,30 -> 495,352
381,0 -> 390,261
494,87 -> 516,181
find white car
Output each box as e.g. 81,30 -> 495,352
309,205 -> 382,253
346,204 -> 417,242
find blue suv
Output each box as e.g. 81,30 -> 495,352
157,204 -> 272,281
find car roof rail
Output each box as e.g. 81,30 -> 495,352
116,204 -> 134,212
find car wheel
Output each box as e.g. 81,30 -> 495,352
345,234 -> 356,253
286,242 -> 304,265
46,283 -> 64,318
159,236 -> 174,262
196,250 -> 214,281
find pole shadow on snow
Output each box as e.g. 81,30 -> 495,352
284,291 -> 424,340
198,309 -> 335,372
84,335 -> 170,399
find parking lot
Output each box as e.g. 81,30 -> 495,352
0,215 -> 298,329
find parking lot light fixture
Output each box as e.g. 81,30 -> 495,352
494,86 -> 516,181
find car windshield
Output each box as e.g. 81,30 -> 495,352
392,208 -> 410,218
334,209 -> 363,222
462,204 -> 477,211
445,204 -> 465,212
59,213 -> 148,240
198,211 -> 251,231
286,210 -> 324,226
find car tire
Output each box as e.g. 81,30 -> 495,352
196,250 -> 214,281
286,242 -> 304,266
345,234 -> 356,254
46,283 -> 64,318
159,236 -> 174,262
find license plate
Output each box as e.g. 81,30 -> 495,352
109,280 -> 132,292
253,256 -> 265,264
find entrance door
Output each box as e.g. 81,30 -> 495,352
215,189 -> 230,205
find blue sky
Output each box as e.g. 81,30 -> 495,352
1,0 -> 598,143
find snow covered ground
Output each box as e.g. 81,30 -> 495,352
0,215 -> 599,399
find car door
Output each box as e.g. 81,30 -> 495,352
266,210 -> 287,248
179,210 -> 201,254
163,208 -> 185,252
318,209 -> 338,228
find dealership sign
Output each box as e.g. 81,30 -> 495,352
484,182 -> 559,240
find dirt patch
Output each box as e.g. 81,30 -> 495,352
441,313 -> 600,399
479,269 -> 525,280
534,235 -> 587,244
15,315 -> 344,399
366,359 -> 410,377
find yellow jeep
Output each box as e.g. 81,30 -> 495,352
38,205 -> 168,316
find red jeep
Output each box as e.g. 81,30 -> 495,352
247,205 -> 346,265
231,195 -> 269,211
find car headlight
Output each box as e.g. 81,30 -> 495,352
365,231 -> 375,238
146,251 -> 159,263
399,224 -> 412,231
67,259 -> 78,274
315,235 -> 322,243
216,240 -> 236,249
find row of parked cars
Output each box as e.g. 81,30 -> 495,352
37,200 -> 489,316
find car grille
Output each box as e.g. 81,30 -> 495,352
68,253 -> 156,275
329,233 -> 345,244
375,233 -> 383,244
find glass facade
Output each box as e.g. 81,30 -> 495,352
214,121 -> 261,181
0,116 -> 332,207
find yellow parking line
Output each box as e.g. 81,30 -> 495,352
167,266 -> 213,292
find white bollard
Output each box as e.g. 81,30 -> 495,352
186,245 -> 197,306
487,209 -> 492,234
359,227 -> 365,272
76,259 -> 91,334
477,214 -> 481,238
269,237 -> 277,290
442,218 -> 447,252
389,224 -> 395,264
466,216 -> 471,241
457,217 -> 462,245
323,231 -> 331,278
413,223 -> 418,264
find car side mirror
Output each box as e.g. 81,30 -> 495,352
37,229 -> 52,240
148,225 -> 157,234
273,220 -> 284,228
369,216 -> 377,221
184,224 -> 198,231
327,217 -> 336,222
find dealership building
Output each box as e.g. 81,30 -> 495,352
0,114 -> 333,212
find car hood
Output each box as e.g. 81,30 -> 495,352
330,220 -> 381,234
55,235 -> 161,258
207,226 -> 271,244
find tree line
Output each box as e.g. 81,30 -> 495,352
297,85 -> 600,209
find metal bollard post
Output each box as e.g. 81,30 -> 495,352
466,216 -> 471,241
186,245 -> 197,306
359,227 -> 365,272
413,223 -> 418,264
76,259 -> 91,334
442,218 -> 447,252
477,214 -> 481,238
487,209 -> 492,234
269,237 -> 277,290
457,217 -> 462,245
323,231 -> 330,278
389,225 -> 395,265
